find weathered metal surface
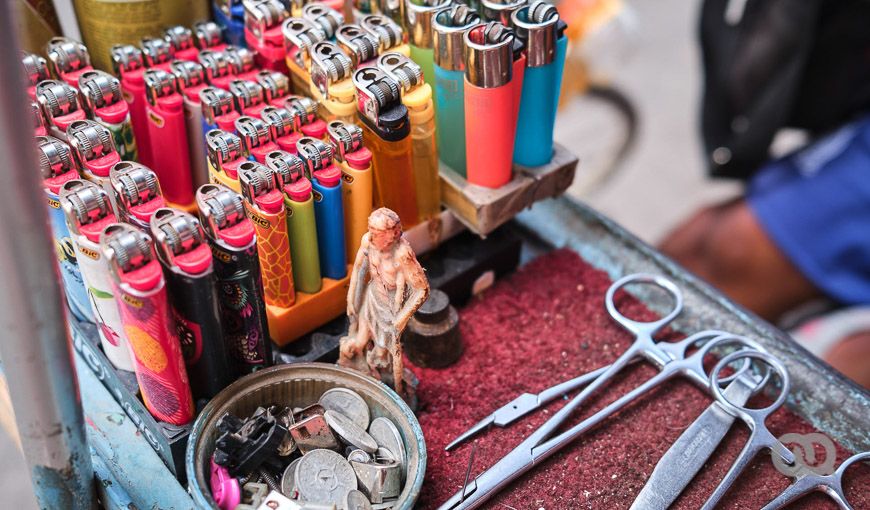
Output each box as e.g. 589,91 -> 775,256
516,197 -> 870,454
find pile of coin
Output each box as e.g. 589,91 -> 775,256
211,387 -> 408,510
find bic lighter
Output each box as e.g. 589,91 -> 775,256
512,1 -> 568,167
337,24 -> 381,68
297,137 -> 347,279
404,0 -> 450,89
378,52 -> 440,223
201,86 -> 241,135
35,80 -> 87,141
197,184 -> 273,374
140,36 -> 176,69
229,79 -> 270,118
151,208 -> 233,400
110,45 -> 154,167
327,120 -> 373,260
256,70 -> 294,107
262,105 -> 304,153
286,95 -> 329,139
265,151 -> 323,293
193,21 -> 229,53
302,3 -> 345,39
199,49 -> 238,90
236,115 -> 279,163
206,130 -> 248,192
282,17 -> 328,94
225,45 -> 262,82
352,67 -> 419,227
164,26 -> 200,62
309,41 -> 357,124
214,0 -> 247,47
101,223 -> 194,425
45,37 -> 93,87
238,162 -> 296,308
22,52 -> 50,101
67,120 -> 122,208
361,14 -> 409,57
244,0 -> 290,72
169,61 -> 212,190
433,5 -> 480,176
59,179 -> 134,371
37,137 -> 94,324
143,69 -> 196,207
78,70 -> 138,162
109,162 -> 167,231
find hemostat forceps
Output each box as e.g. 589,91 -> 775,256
762,451 -> 870,510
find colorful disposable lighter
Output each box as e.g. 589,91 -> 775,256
336,24 -> 381,68
481,0 -> 526,27
36,137 -> 95,324
22,51 -> 50,100
327,120 -> 373,260
404,0 -> 450,89
194,21 -> 229,53
78,70 -> 138,162
140,36 -> 177,70
464,22 -> 526,188
35,80 -> 87,141
109,162 -> 167,231
244,0 -> 290,72
302,3 -> 345,40
281,17 -> 327,94
201,87 -> 241,135
150,208 -> 232,399
32,102 -> 47,137
264,151 -> 322,293
100,223 -> 194,425
196,184 -> 272,373
170,60 -> 212,190
225,45 -> 262,82
432,5 -> 480,176
309,41 -> 357,124
256,70 -> 293,107
143,69 -> 196,208
237,162 -> 296,307
512,1 -> 567,167
296,137 -> 347,279
286,95 -> 329,138
45,37 -> 93,87
214,0 -> 248,47
164,26 -> 200,62
207,130 -> 247,191
361,14 -> 409,57
67,120 -> 122,206
378,52 -> 440,222
236,115 -> 279,163
262,105 -> 303,152
229,79 -> 271,118
199,50 -> 237,90
59,179 -> 134,371
110,45 -> 153,167
352,67 -> 419,226
376,0 -> 404,29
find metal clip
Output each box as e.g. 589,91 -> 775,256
238,161 -> 279,204
244,0 -> 288,40
261,106 -> 298,139
352,67 -> 401,125
143,69 -> 178,106
230,80 -> 267,112
265,150 -> 305,185
193,21 -> 225,49
110,45 -> 145,75
35,80 -> 81,121
45,37 -> 91,76
140,36 -> 175,66
196,184 -> 247,240
255,70 -> 291,103
68,120 -> 116,164
337,24 -> 381,66
60,179 -> 112,234
296,136 -> 334,176
225,45 -> 258,74
302,3 -> 344,39
309,41 -> 353,98
207,130 -> 246,172
101,223 -> 156,281
151,208 -> 207,264
110,162 -> 162,213
326,120 -> 364,162
200,87 -> 236,124
36,135 -> 77,179
78,70 -> 123,111
285,95 -> 319,126
22,51 -> 49,87
361,14 -> 405,53
377,52 -> 423,92
170,60 -> 208,92
281,18 -> 327,68
236,116 -> 273,154
164,25 -> 196,53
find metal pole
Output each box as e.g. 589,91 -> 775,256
0,3 -> 95,508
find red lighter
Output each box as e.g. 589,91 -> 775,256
236,115 -> 279,163
261,106 -> 303,153
255,70 -> 293,107
35,80 -> 87,141
110,45 -> 154,167
109,161 -> 167,231
199,49 -> 237,90
229,79 -> 270,118
285,95 -> 328,139
22,52 -> 50,101
244,0 -> 290,72
201,87 -> 241,133
225,45 -> 262,82
45,37 -> 93,87
193,21 -> 229,53
165,25 -> 200,62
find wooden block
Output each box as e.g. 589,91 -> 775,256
439,143 -> 578,236
267,267 -> 351,346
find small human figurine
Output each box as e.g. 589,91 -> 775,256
339,208 -> 430,396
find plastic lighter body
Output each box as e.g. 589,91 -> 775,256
67,120 -> 123,211
464,22 -> 526,188
309,41 -> 358,124
378,52 -> 440,223
353,67 -> 419,227
45,37 -> 94,87
207,130 -> 248,192
101,224 -> 194,425
433,5 -> 480,176
37,137 -> 94,324
512,1 -> 567,167
111,45 -> 154,167
282,17 -> 328,94
327,121 -> 373,260
165,25 -> 201,63
59,180 -> 134,371
144,69 -> 196,208
244,0 -> 290,72
238,161 -> 296,308
287,95 -> 329,139
170,61 -> 212,190
297,138 -> 347,280
35,80 -> 87,141
78,70 -> 138,162
405,0 -> 450,92
214,0 -> 248,47
197,185 -> 272,374
265,151 -> 322,293
151,208 -> 232,400
109,162 -> 167,231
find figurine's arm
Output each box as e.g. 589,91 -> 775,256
347,233 -> 370,317
393,242 -> 430,332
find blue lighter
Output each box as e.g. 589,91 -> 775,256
512,0 -> 568,167
296,136 -> 347,280
214,0 -> 247,47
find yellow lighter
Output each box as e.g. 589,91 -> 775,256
327,120 -> 373,260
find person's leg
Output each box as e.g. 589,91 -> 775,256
660,198 -> 821,321
824,331 -> 870,388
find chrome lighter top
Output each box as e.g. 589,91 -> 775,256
151,208 -> 207,262
143,69 -> 178,106
229,79 -> 267,111
352,67 -> 402,125
225,45 -> 258,74
235,116 -> 274,152
31,102 -> 45,132
193,21 -> 225,49
255,70 -> 291,102
199,49 -> 234,82
101,223 -> 156,279
206,130 -> 246,171
68,120 -> 116,165
45,37 -> 91,76
22,51 -> 49,86
464,22 -> 515,88
285,95 -> 320,125
265,150 -> 306,184
60,179 -> 113,234
282,17 -> 328,68
164,25 -> 196,53
361,15 -> 405,53
261,106 -> 299,138
110,162 -> 163,212
78,70 -> 123,112
296,136 -> 335,175
433,4 -> 481,70
310,41 -> 354,98
238,161 -> 279,203
405,0 -> 451,48
36,135 -> 77,179
110,45 -> 145,75
244,0 -> 289,41
481,0 -> 527,27
327,120 -> 364,162
200,87 -> 236,124
377,52 -> 423,92
140,36 -> 175,67
196,184 -> 248,240
35,80 -> 82,120
337,24 -> 381,67
511,0 -> 562,67
302,3 -> 345,39
170,60 -> 208,92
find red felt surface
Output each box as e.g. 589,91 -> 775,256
410,249 -> 870,509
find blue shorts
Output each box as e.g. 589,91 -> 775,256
748,116 -> 870,305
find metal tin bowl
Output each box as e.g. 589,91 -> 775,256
185,362 -> 426,508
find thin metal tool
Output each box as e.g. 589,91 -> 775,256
762,451 -> 870,510
460,443 -> 478,503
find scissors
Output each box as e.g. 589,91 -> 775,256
438,274 -> 768,510
762,451 -> 870,509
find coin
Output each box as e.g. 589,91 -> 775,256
368,417 -> 406,477
281,457 -> 304,499
347,449 -> 372,463
325,410 -> 379,453
295,449 -> 357,503
319,388 -> 370,430
345,489 -> 372,510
